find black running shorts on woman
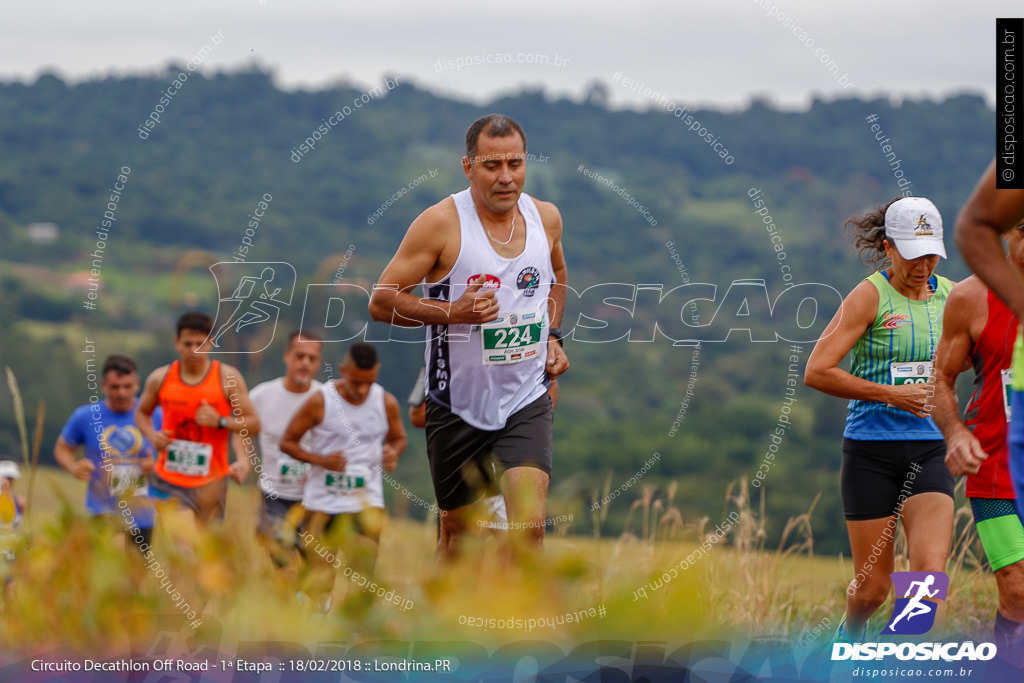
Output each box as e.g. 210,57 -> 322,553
840,438 -> 954,520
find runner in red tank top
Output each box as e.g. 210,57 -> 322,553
933,223 -> 1024,660
136,311 -> 260,523
962,289 -> 1017,498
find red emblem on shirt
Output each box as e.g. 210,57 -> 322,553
881,312 -> 911,330
468,274 -> 501,290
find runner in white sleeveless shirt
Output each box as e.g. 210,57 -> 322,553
369,114 -> 570,560
249,330 -> 323,571
279,342 -> 406,613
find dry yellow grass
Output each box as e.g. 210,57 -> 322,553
0,466 -> 998,659
0,369 -> 999,658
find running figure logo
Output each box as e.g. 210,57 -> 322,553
207,262 -> 296,353
882,571 -> 949,635
914,214 -> 934,236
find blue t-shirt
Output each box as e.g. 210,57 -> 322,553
59,399 -> 159,527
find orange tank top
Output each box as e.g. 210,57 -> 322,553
154,360 -> 232,488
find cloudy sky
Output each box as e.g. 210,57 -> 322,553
2,0 -> 1018,109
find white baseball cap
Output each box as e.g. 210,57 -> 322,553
0,460 -> 20,480
884,197 -> 947,260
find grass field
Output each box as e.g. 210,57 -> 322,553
0,466 -> 999,663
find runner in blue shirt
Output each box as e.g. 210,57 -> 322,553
55,354 -> 159,553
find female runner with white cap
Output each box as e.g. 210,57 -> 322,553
805,197 -> 956,642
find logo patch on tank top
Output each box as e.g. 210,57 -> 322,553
468,273 -> 501,290
880,312 -> 911,330
517,267 -> 540,297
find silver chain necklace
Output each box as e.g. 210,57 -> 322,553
487,209 -> 517,246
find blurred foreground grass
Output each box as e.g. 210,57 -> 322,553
0,467 -> 998,660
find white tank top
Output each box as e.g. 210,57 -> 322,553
249,377 -> 322,500
423,189 -> 553,430
302,382 -> 387,514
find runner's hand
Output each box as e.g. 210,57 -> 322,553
151,429 -> 173,452
71,459 -> 95,481
228,458 -> 249,484
944,430 -> 988,476
195,399 -> 222,428
546,337 -> 569,380
889,383 -> 930,418
382,444 -> 399,472
449,275 -> 499,324
320,451 -> 346,472
139,455 -> 155,476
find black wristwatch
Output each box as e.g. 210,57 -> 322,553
548,327 -> 564,347
218,416 -> 229,429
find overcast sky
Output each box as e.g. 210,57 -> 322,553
1,0 -> 1017,109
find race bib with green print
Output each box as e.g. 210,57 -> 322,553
279,455 -> 309,488
890,361 -> 933,385
324,464 -> 370,496
480,310 -> 544,366
165,440 -> 212,477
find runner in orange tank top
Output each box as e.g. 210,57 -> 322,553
136,311 -> 260,523
154,359 -> 232,486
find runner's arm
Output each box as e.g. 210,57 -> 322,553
280,392 -> 343,470
540,201 -> 568,328
139,409 -> 161,475
956,160 -> 1024,320
54,436 -> 93,481
538,200 -> 570,379
136,366 -> 171,451
805,280 -> 931,416
931,280 -> 989,475
369,203 -> 500,327
409,403 -> 426,428
208,365 -> 261,435
228,432 -> 251,483
381,392 -> 407,473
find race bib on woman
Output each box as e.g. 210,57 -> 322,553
890,361 -> 933,385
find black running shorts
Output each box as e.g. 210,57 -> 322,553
840,438 -> 954,521
425,392 -> 553,511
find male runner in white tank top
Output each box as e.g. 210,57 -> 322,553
369,113 -> 570,560
249,330 -> 323,573
279,342 -> 406,613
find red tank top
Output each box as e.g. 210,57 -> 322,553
964,289 -> 1018,499
154,360 -> 232,488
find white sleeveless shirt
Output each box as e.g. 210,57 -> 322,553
249,377 -> 322,501
302,382 -> 387,514
423,189 -> 554,430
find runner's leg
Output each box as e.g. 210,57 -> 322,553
845,516 -> 897,638
500,467 -> 549,555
